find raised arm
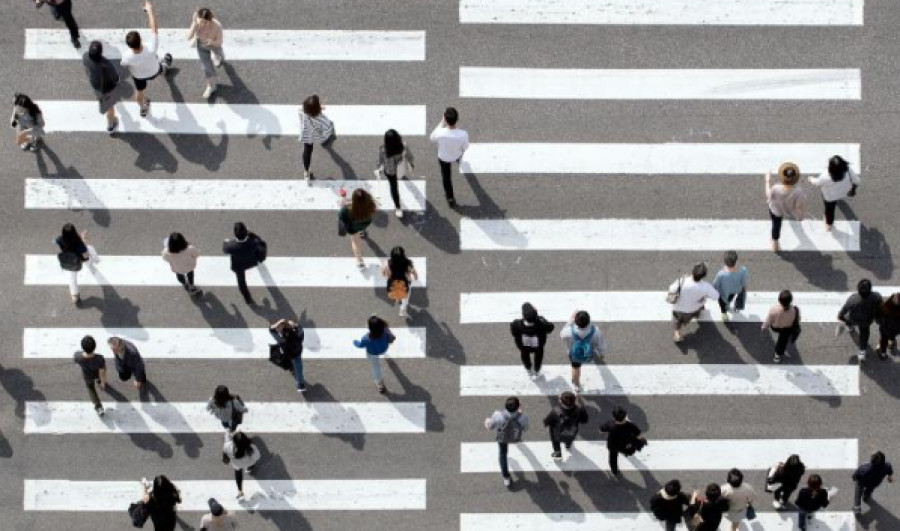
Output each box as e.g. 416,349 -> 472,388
144,1 -> 159,35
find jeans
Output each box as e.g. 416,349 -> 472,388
302,143 -> 314,171
520,349 -> 544,372
291,355 -> 305,388
438,159 -> 454,200
84,378 -> 102,410
234,468 -> 243,491
367,353 -> 383,383
498,442 -> 510,478
175,271 -> 195,290
608,448 -> 620,474
799,511 -> 813,530
772,326 -> 793,356
196,42 -> 224,80
770,209 -> 784,240
384,172 -> 401,209
842,318 -> 872,349
854,482 -> 874,506
50,0 -> 79,42
234,269 -> 251,301
823,199 -> 837,226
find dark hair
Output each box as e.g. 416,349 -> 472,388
303,95 -> 322,117
232,431 -> 255,459
367,315 -> 387,340
389,246 -> 411,271
14,93 -> 41,120
807,473 -> 823,489
574,311 -> 590,329
59,223 -> 85,253
233,222 -> 248,240
664,479 -> 682,496
349,189 -> 377,222
521,302 -> 538,322
384,129 -> 404,158
828,155 -> 849,182
884,293 -> 900,319
872,451 -> 886,466
81,335 -> 96,354
778,289 -> 793,310
213,385 -> 232,408
704,483 -> 721,501
785,454 -> 805,473
723,250 -> 738,268
197,7 -> 213,20
444,107 -> 459,126
504,396 -> 520,413
692,262 -> 707,282
858,278 -> 873,297
612,406 -> 626,422
152,475 -> 181,506
167,232 -> 188,254
88,40 -> 103,61
559,391 -> 576,408
727,468 -> 743,488
125,30 -> 142,50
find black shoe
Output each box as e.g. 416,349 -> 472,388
163,53 -> 173,68
447,197 -> 457,207
244,296 -> 255,305
358,230 -> 368,239
72,37 -> 81,49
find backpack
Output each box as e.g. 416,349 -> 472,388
254,235 -> 268,264
268,344 -> 292,371
557,414 -> 581,444
128,501 -> 149,528
568,325 -> 595,363
496,414 -> 523,443
58,251 -> 83,272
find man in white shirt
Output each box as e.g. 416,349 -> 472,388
121,1 -> 173,118
669,262 -> 719,343
429,107 -> 469,207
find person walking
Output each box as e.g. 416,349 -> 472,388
712,250 -> 748,322
121,1 -> 173,118
382,246 -> 418,318
222,222 -> 266,305
599,406 -> 645,477
339,189 -> 377,268
206,385 -> 248,432
807,155 -> 860,232
74,335 -> 107,416
376,129 -> 415,218
796,474 -> 829,531
270,318 -> 306,393
837,278 -> 883,362
768,454 -> 806,510
186,8 -> 225,99
762,290 -> 801,363
877,293 -> 900,359
55,222 -> 99,304
83,41 -> 121,134
34,0 -> 81,48
429,106 -> 469,207
140,475 -> 181,531
199,498 -> 238,530
223,430 -> 260,500
298,94 -> 335,181
162,232 -> 202,297
686,484 -> 730,531
10,93 -> 45,152
483,396 -> 529,488
650,479 -> 690,531
668,262 -> 719,343
852,451 -> 894,514
543,391 -> 588,460
721,468 -> 756,531
765,162 -> 807,252
353,315 -> 395,394
510,302 -> 555,380
108,336 -> 147,392
559,310 -> 607,392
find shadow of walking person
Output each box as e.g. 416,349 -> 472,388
34,144 -> 111,227
144,381 -> 204,459
839,201 -> 893,280
162,74 -> 229,171
384,358 -> 444,433
301,384 -> 364,451
0,362 -> 46,457
100,383 -> 175,458
216,63 -> 277,150
244,438 -> 313,530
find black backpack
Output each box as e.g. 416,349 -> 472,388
57,251 -> 83,272
254,235 -> 268,264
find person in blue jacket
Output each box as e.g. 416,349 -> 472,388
353,315 -> 395,394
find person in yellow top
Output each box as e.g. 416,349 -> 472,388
187,8 -> 225,99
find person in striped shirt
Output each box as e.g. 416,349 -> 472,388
298,94 -> 335,181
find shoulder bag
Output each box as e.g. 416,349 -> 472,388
666,276 -> 685,304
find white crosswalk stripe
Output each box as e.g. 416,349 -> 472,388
460,439 -> 857,473
460,365 -> 859,397
25,28 -> 426,61
24,479 -> 427,511
26,178 -> 427,211
460,218 -> 860,252
460,512 -> 856,530
26,401 -> 426,434
36,100 -> 426,136
24,327 -> 427,359
25,255 -> 428,287
459,143 -> 860,175
460,68 -> 862,100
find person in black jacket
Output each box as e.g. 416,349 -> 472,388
852,451 -> 894,514
270,318 -> 306,393
651,479 -> 690,531
543,391 -> 588,460
770,454 -> 806,510
599,406 -> 644,476
686,483 -> 730,531
795,474 -> 829,531
510,302 -> 555,379
35,0 -> 81,48
82,41 -> 120,133
222,222 -> 265,305
140,475 -> 181,531
837,278 -> 883,362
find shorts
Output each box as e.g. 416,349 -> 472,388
672,309 -> 702,325
133,65 -> 163,91
569,358 -> 582,369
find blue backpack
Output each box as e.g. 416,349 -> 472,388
568,325 -> 595,363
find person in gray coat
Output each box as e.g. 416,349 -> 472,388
206,385 -> 247,432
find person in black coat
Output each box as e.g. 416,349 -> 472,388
650,479 -> 690,531
769,454 -> 806,510
510,302 -> 555,379
270,318 -> 306,393
222,222 -> 266,305
795,474 -> 829,531
542,391 -> 588,459
82,41 -> 120,133
686,483 -> 730,531
141,475 -> 181,531
599,406 -> 644,476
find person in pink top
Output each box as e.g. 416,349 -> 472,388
186,8 -> 225,99
764,162 -> 807,252
761,290 -> 801,363
162,232 -> 202,297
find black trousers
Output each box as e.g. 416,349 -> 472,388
608,448 -> 620,474
234,270 -> 251,301
519,348 -> 544,372
773,479 -> 800,503
823,199 -> 838,226
50,0 -> 79,42
438,160 -> 454,200
772,326 -> 793,356
302,143 -> 314,171
769,210 -> 783,240
175,271 -> 195,290
384,172 -> 401,209
234,468 -> 243,491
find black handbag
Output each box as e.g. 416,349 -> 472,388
230,397 -> 244,427
128,501 -> 149,528
58,251 -> 83,272
337,216 -> 348,237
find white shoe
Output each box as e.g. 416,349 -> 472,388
395,209 -> 403,218
202,85 -> 215,99
526,369 -> 535,380
236,491 -> 245,500
213,56 -> 223,68
503,478 -> 511,488
773,499 -> 784,510
858,350 -> 867,362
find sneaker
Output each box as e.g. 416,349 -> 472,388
202,84 -> 215,99
236,491 -> 244,500
106,118 -> 118,134
503,477 -> 512,488
96,406 -> 105,417
533,369 -> 542,380
357,259 -> 366,270
773,354 -> 782,363
140,98 -> 151,118
551,452 -> 562,460
377,383 -> 387,394
528,370 -> 537,382
303,170 -> 313,181
395,209 -> 403,218
213,56 -> 223,68
297,383 -> 308,393
772,499 -> 784,510
771,240 -> 781,252
721,312 -> 730,322
858,350 -> 866,362
572,382 -> 584,394
189,287 -> 203,297
19,143 -> 30,151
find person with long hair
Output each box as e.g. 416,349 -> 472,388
339,188 -> 377,268
298,94 -> 335,180
162,232 -> 201,296
808,155 -> 860,232
877,293 -> 900,359
762,290 -> 801,364
223,430 -> 260,500
764,162 -> 806,252
376,129 -> 415,218
795,474 -> 830,531
381,246 -> 418,317
82,41 -> 120,133
140,474 -> 181,531
206,385 -> 248,432
10,93 -> 45,151
186,8 -> 225,99
769,454 -> 806,510
55,222 -> 99,304
353,315 -> 395,394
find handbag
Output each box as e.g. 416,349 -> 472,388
745,503 -> 756,520
684,501 -> 704,531
666,276 -> 685,304
396,151 -> 412,179
230,397 -> 244,428
268,344 -> 292,371
128,501 -> 149,528
337,209 -> 348,237
58,251 -> 83,272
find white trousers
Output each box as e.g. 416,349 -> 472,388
67,245 -> 99,296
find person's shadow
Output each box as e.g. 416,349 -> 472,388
0,362 -> 46,458
857,497 -> 900,530
839,201 -> 893,280
302,384 -> 364,451
114,97 -> 180,174
408,308 -> 465,365
162,73 -> 229,171
385,358 -> 444,433
322,140 -> 357,179
252,264 -> 298,322
99,384 -> 175,458
143,381 -> 203,459
242,438 -> 313,530
79,270 -> 144,333
33,144 -> 111,227
214,63 -> 278,150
